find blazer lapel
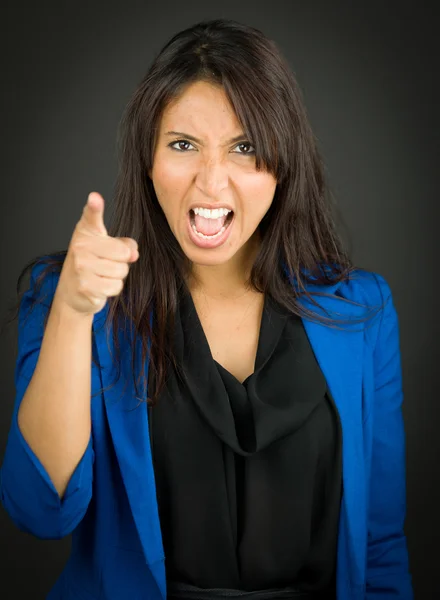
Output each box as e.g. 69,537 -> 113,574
297,279 -> 367,588
92,308 -> 165,595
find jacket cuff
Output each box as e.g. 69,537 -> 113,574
0,374 -> 94,539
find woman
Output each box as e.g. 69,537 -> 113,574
0,18 -> 413,600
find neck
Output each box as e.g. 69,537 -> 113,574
187,230 -> 261,301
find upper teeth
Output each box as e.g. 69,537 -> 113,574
193,207 -> 231,219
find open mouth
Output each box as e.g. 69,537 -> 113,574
189,209 -> 234,238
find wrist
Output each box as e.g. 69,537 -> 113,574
51,293 -> 95,326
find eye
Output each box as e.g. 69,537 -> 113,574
167,139 -> 255,155
168,140 -> 195,152
232,142 -> 255,156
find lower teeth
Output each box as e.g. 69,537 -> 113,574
192,224 -> 226,239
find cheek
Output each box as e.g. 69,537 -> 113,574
244,182 -> 276,223
154,163 -> 188,203
151,165 -> 184,214
152,189 -> 188,237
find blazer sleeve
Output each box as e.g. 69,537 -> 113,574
0,261 -> 94,540
366,274 -> 413,598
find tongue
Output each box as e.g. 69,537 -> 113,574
194,213 -> 228,235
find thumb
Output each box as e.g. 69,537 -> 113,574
81,192 -> 107,236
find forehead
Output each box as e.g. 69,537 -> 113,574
160,81 -> 242,134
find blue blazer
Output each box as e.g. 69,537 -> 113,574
0,262 -> 413,600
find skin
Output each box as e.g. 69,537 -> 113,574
148,80 -> 277,301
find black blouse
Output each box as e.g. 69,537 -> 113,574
148,288 -> 342,599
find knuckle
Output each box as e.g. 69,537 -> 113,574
105,283 -> 119,297
70,239 -> 87,256
77,277 -> 88,294
73,254 -> 86,272
115,279 -> 124,294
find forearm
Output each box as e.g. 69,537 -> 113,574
17,293 -> 94,499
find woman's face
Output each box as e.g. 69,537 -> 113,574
149,80 -> 277,269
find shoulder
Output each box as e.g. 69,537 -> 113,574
298,262 -> 393,308
337,267 -> 393,308
336,267 -> 397,353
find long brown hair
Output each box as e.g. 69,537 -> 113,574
4,18 -> 385,407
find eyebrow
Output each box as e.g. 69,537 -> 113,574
164,131 -> 248,146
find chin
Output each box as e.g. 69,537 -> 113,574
187,248 -> 235,266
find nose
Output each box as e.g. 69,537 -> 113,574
195,157 -> 229,197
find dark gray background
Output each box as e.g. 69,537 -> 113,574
0,1 -> 438,598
